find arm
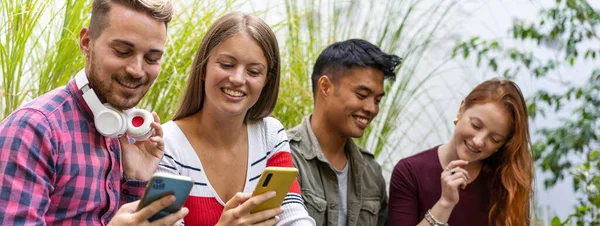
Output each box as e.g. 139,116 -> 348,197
0,110 -> 56,225
389,159 -> 469,226
267,124 -> 315,226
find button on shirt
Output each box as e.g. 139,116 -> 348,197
0,77 -> 146,225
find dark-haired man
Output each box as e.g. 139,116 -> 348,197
0,0 -> 187,225
288,39 -> 401,226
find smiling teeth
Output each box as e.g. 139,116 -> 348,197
117,79 -> 140,89
355,116 -> 368,124
223,88 -> 244,97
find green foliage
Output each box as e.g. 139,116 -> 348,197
1,0 -> 52,117
453,0 -> 599,224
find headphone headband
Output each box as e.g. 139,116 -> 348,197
75,70 -> 107,117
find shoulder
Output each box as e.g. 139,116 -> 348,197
251,117 -> 287,147
286,122 -> 302,141
20,86 -> 72,117
162,120 -> 181,136
393,146 -> 440,175
1,86 -> 72,134
0,105 -> 61,156
161,120 -> 190,157
162,120 -> 186,143
257,117 -> 286,135
1,107 -> 55,136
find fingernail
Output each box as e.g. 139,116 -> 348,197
182,208 -> 189,215
275,216 -> 280,221
268,191 -> 277,197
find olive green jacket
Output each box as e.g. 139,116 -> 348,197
287,115 -> 388,226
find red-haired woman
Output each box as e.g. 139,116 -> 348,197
388,78 -> 534,226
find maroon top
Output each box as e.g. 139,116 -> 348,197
388,146 -> 491,226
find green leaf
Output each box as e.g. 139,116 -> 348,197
590,150 -> 599,160
551,216 -> 562,226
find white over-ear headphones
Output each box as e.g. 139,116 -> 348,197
75,70 -> 154,141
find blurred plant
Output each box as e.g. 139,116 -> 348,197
274,0 -> 461,165
453,0 -> 599,224
551,149 -> 600,226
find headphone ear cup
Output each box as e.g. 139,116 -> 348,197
94,105 -> 127,138
125,109 -> 155,141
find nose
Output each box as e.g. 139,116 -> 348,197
472,133 -> 485,148
229,67 -> 246,85
363,99 -> 378,116
125,56 -> 145,78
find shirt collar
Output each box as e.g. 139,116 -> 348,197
289,115 -> 366,165
66,69 -> 95,122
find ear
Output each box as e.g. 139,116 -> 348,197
456,99 -> 466,118
317,75 -> 333,98
79,27 -> 92,58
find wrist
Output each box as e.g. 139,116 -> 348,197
123,172 -> 147,181
436,198 -> 456,210
425,209 -> 449,226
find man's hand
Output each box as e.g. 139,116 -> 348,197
121,112 -> 165,180
108,195 -> 188,226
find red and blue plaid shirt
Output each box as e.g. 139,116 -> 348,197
0,76 -> 146,225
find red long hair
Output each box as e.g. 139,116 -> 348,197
462,78 -> 533,226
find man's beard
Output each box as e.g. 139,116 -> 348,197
87,51 -> 149,110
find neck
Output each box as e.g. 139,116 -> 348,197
186,108 -> 247,150
310,112 -> 348,164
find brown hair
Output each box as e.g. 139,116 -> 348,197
173,12 -> 280,121
89,0 -> 174,39
463,78 -> 533,226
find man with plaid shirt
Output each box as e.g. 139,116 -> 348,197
0,0 -> 188,225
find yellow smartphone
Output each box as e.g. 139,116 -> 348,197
250,166 -> 299,213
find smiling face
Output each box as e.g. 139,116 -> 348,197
201,32 -> 268,118
451,102 -> 511,163
322,67 -> 385,138
80,3 -> 166,110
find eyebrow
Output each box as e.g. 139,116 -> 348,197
470,116 -> 507,139
112,39 -> 164,54
356,85 -> 385,97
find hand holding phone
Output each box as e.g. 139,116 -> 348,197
215,192 -> 283,226
137,172 -> 194,222
109,195 -> 188,226
250,167 -> 298,213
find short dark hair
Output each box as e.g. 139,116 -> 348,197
311,39 -> 401,96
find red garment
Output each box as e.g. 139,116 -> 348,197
388,146 -> 490,226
